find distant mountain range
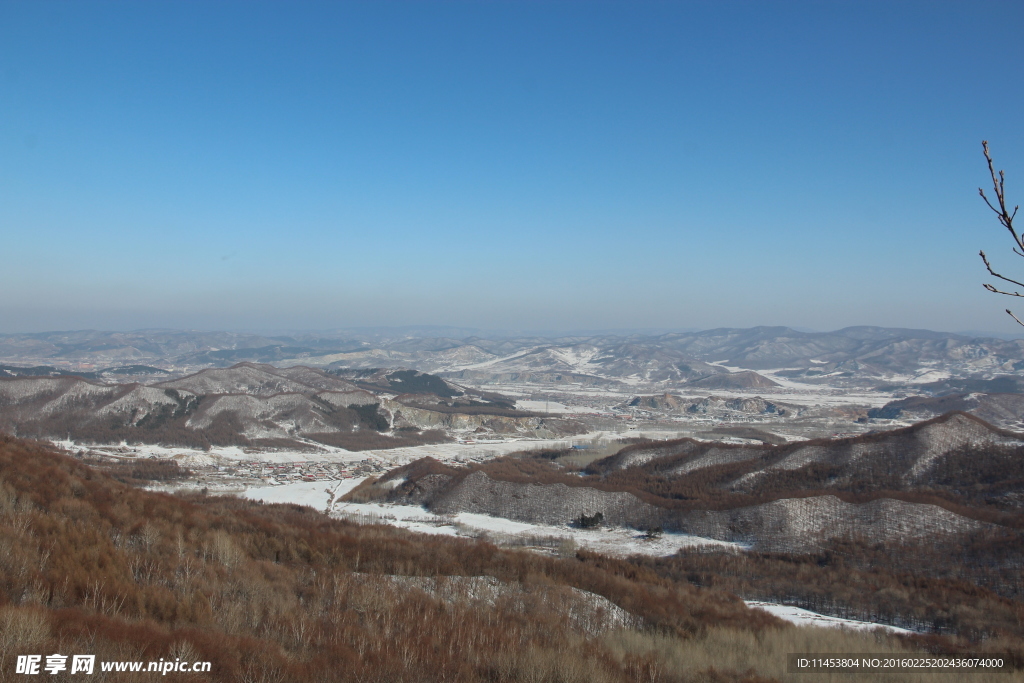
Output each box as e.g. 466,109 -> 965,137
1,326 -> 1024,392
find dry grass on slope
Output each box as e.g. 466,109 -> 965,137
0,434 -> 1009,683
638,545 -> 1024,647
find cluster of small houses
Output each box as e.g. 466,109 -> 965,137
217,459 -> 389,485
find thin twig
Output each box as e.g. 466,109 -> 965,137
980,140 -> 1022,248
978,142 -> 1024,326
980,250 -> 1024,291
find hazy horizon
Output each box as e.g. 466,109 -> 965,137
2,323 -> 1024,343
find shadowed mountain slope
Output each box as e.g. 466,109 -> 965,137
0,363 -> 582,450
686,371 -> 780,389
359,412 -> 1024,551
154,362 -> 360,396
593,412 -> 1024,492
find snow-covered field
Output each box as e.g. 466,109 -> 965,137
337,435 -> 588,465
240,477 -> 367,511
236,479 -> 743,557
515,400 -> 604,414
491,374 -> 899,411
53,433 -> 621,467
744,601 -> 915,634
240,481 -> 334,510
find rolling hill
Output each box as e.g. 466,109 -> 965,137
359,412 -> 1024,552
0,364 -> 582,450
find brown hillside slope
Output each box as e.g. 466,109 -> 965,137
686,371 -> 780,390
1,437 -> 1021,681
586,412 -> 1024,520
364,413 -> 1024,551
154,362 -> 358,396
0,434 -> 834,683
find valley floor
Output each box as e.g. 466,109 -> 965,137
238,477 -> 742,556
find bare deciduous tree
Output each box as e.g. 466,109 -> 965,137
978,140 -> 1023,325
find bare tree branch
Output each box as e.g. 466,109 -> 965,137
984,284 -> 1024,297
978,141 -> 1024,326
980,250 -> 1024,291
980,140 -> 1023,248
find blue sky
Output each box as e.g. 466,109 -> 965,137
2,1 -> 1023,334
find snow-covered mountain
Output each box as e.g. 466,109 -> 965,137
0,364 -> 583,450
2,326 -> 1024,399
367,411 -> 1022,552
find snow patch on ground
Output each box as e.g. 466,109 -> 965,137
325,496 -> 743,557
238,477 -> 368,513
54,435 -> 617,467
444,347 -> 540,372
745,601 -> 915,634
241,481 -> 335,510
515,400 -> 598,414
907,369 -> 952,384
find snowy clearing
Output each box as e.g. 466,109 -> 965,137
241,481 -> 335,510
51,434 -> 623,467
332,500 -> 741,558
232,479 -> 743,558
745,601 -> 915,634
515,400 -> 601,414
